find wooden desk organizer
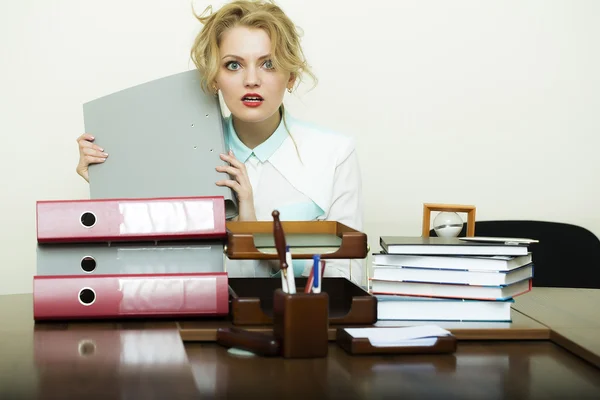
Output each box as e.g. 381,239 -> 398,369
336,329 -> 458,356
225,221 -> 368,259
273,289 -> 329,358
228,277 -> 377,326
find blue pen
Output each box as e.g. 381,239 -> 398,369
312,254 -> 321,293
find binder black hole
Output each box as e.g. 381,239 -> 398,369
78,340 -> 96,356
81,256 -> 96,272
80,212 -> 96,228
79,288 -> 95,305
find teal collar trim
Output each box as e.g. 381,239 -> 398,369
224,114 -> 288,163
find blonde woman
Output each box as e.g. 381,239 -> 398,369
75,0 -> 365,285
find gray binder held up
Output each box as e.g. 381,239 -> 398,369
82,69 -> 238,220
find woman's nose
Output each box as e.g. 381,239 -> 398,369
243,67 -> 261,88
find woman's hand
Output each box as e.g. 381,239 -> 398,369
76,133 -> 108,182
216,150 -> 256,221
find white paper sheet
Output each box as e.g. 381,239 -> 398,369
343,325 -> 451,347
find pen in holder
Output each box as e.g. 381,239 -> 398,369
273,288 -> 329,359
272,210 -> 290,292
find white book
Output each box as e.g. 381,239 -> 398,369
375,295 -> 514,322
371,264 -> 534,286
371,253 -> 532,272
371,278 -> 532,301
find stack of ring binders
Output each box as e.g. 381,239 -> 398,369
33,70 -> 240,321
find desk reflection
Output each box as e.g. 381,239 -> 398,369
33,325 -> 199,399
185,343 -> 362,399
184,341 -> 600,400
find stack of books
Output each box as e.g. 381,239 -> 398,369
370,236 -> 535,322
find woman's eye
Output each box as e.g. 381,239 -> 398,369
263,60 -> 274,69
226,61 -> 240,71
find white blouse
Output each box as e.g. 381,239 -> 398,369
223,111 -> 365,287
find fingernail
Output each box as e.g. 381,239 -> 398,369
103,153 -> 108,156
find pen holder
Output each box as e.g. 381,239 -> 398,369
273,288 -> 329,359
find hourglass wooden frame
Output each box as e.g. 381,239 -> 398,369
422,203 -> 476,238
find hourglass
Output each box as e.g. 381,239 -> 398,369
422,203 -> 476,238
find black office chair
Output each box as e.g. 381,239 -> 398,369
430,220 -> 600,289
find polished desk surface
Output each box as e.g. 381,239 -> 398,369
513,288 -> 600,328
178,307 -> 551,342
1,289 -> 600,399
513,287 -> 600,369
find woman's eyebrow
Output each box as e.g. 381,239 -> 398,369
221,54 -> 271,61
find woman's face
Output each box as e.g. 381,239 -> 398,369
215,26 -> 293,124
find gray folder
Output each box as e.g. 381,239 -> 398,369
36,241 -> 225,276
83,69 -> 238,220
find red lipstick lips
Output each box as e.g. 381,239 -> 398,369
241,93 -> 263,108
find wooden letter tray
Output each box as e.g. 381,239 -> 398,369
225,221 -> 368,259
336,328 -> 458,355
228,277 -> 377,326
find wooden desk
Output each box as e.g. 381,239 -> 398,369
1,290 -> 600,399
513,287 -> 600,368
178,309 -> 550,342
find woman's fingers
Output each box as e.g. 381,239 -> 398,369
79,140 -> 104,152
216,178 -> 252,202
219,151 -> 244,169
218,152 -> 250,184
217,164 -> 248,184
80,145 -> 108,167
77,134 -> 105,154
215,165 -> 241,177
215,179 -> 242,191
84,155 -> 107,164
216,151 -> 253,202
83,147 -> 108,158
76,133 -> 107,182
76,133 -> 95,142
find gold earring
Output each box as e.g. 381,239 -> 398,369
212,84 -> 218,94
287,87 -> 292,93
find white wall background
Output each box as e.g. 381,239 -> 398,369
0,0 -> 598,295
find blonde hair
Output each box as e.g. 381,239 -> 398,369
190,0 -> 314,161
190,0 -> 316,94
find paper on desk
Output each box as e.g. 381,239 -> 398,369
344,325 -> 451,347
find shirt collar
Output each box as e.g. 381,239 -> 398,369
224,114 -> 288,163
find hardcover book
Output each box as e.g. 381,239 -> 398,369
380,236 -> 529,256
